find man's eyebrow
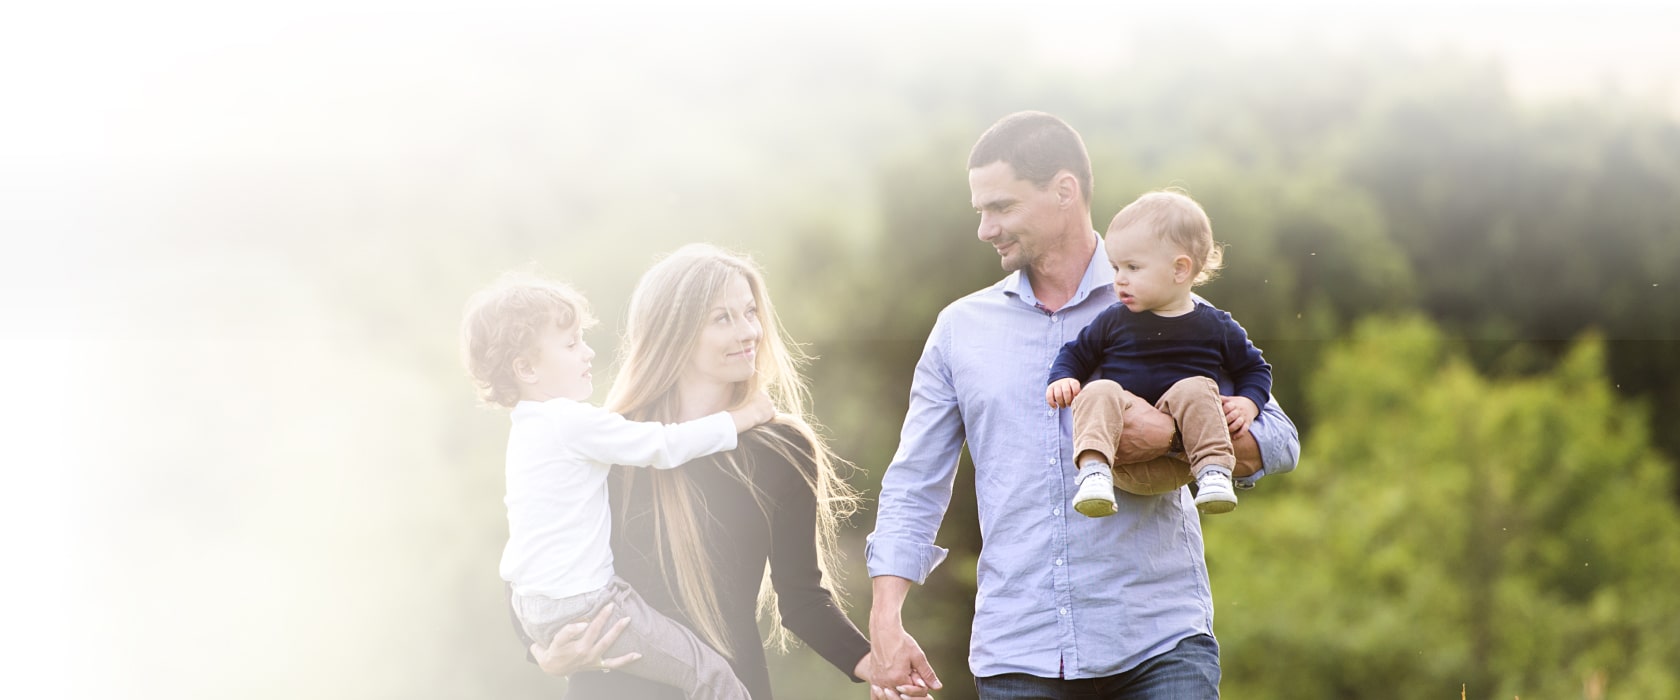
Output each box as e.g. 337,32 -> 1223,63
974,196 -> 1015,211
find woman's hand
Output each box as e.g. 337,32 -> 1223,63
856,651 -> 933,699
531,602 -> 642,678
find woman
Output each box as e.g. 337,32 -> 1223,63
544,244 -> 889,699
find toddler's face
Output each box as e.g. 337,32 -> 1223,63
1106,224 -> 1192,314
526,321 -> 595,401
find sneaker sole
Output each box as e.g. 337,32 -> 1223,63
1196,498 -> 1237,515
1074,498 -> 1118,518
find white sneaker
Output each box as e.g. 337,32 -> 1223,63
1194,470 -> 1238,515
1073,469 -> 1118,518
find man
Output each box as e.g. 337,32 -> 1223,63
866,112 -> 1299,699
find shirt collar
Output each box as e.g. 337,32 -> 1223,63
1002,231 -> 1114,309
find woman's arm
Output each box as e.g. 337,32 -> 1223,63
760,433 -> 872,681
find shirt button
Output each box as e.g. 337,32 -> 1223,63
1053,508 -> 1062,516
1059,607 -> 1069,616
1055,558 -> 1064,566
1048,458 -> 1056,466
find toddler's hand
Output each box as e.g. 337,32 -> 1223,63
730,390 -> 777,433
1222,396 -> 1259,437
1046,378 -> 1082,408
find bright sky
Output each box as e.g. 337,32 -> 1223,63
3,0 -> 1677,165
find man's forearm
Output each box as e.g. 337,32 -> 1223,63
868,575 -> 941,699
1231,430 -> 1262,477
869,575 -> 913,633
1116,388 -> 1264,476
1244,397 -> 1301,479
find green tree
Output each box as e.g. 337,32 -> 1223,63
1209,316 -> 1680,699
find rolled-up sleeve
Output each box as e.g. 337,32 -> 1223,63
866,316 -> 963,584
1234,395 -> 1300,489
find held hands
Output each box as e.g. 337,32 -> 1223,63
531,602 -> 641,678
856,652 -> 933,699
729,390 -> 777,433
868,624 -> 941,700
1046,378 -> 1082,408
1222,396 -> 1259,438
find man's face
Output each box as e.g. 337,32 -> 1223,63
969,161 -> 1065,273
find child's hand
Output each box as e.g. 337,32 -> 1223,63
730,390 -> 777,433
1222,396 -> 1259,438
1046,378 -> 1082,408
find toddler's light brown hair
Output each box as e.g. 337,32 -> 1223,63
1107,189 -> 1225,286
460,272 -> 597,407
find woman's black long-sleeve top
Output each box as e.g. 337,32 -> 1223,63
566,423 -> 869,700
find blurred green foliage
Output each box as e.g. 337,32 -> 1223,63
1209,318 -> 1680,699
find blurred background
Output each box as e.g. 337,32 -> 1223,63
4,1 -> 1678,698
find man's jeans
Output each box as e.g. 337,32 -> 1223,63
974,634 -> 1220,700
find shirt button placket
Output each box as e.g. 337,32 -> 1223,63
1047,309 -> 1078,660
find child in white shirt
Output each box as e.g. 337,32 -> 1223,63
462,272 -> 767,699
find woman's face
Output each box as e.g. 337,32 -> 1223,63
683,273 -> 762,390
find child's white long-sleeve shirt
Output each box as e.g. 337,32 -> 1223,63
499,397 -> 737,598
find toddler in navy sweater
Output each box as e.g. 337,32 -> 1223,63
1047,190 -> 1271,516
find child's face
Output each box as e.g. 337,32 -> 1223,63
1106,224 -> 1194,315
522,320 -> 596,402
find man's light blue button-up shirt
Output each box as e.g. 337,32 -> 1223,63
866,235 -> 1300,679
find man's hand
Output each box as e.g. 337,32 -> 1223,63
1222,396 -> 1259,438
869,577 -> 943,700
531,602 -> 641,678
1113,389 -> 1174,463
1118,391 -> 1264,477
1046,378 -> 1082,408
868,625 -> 940,700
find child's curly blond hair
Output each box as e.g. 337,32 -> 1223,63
460,272 -> 597,407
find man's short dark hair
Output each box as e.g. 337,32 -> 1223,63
968,111 -> 1093,204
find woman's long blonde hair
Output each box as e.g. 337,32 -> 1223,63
605,244 -> 859,656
